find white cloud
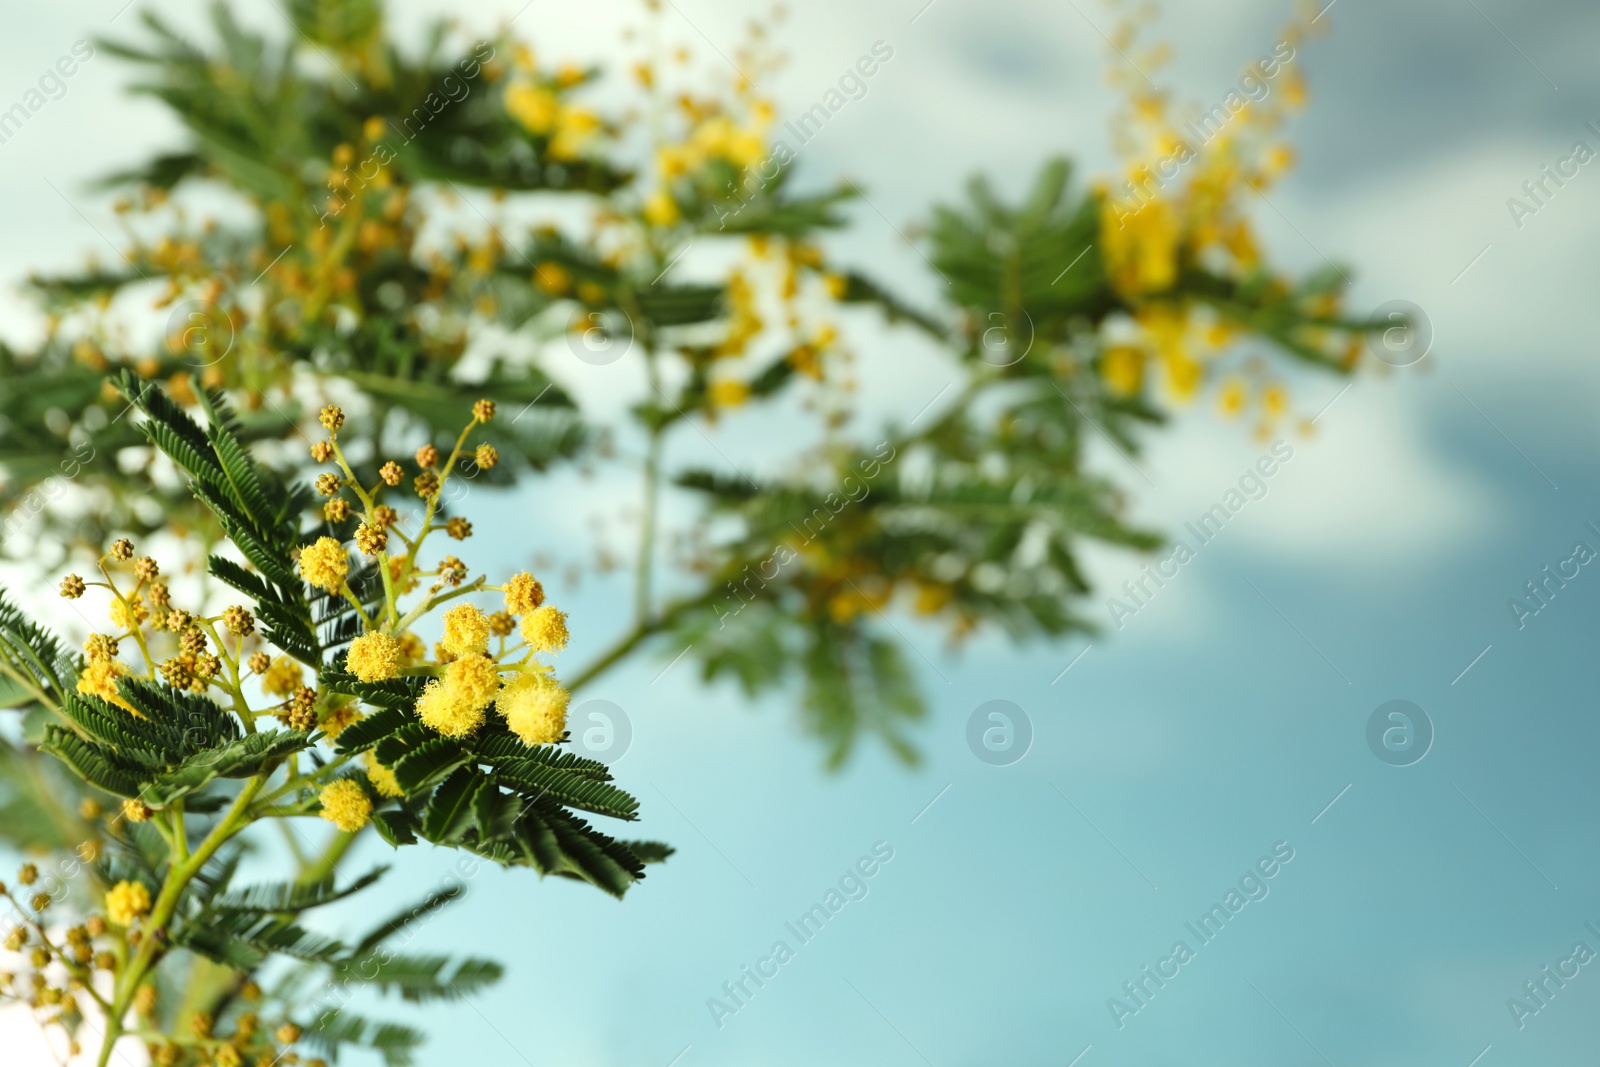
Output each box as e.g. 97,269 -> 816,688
1147,382 -> 1493,564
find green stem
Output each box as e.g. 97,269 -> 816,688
279,819 -> 308,866
171,807 -> 188,863
100,776 -> 266,1067
393,576 -> 487,634
298,828 -> 359,885
636,427 -> 662,625
564,589 -> 716,693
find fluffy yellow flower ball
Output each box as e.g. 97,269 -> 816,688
77,659 -> 137,714
320,703 -> 363,740
318,780 -> 372,833
105,880 -> 151,927
299,536 -> 349,594
502,572 -> 544,615
520,605 -> 569,654
440,604 -> 490,657
365,753 -> 403,798
495,674 -> 570,746
261,656 -> 304,698
346,632 -> 401,682
416,678 -> 486,738
109,593 -> 148,630
644,189 -> 681,228
505,83 -> 559,134
444,653 -> 502,712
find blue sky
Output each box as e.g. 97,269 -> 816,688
5,0 -> 1600,1064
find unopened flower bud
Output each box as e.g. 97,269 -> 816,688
355,523 -> 387,555
287,687 -> 318,731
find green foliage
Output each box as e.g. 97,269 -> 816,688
0,0 -> 1380,773
0,0 -> 1394,1062
0,366 -> 666,1063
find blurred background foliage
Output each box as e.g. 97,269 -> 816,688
0,0 -> 1377,779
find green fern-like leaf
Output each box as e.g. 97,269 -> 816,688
210,865 -> 388,913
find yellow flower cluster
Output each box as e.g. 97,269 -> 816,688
635,11 -> 782,230
1101,196 -> 1179,297
366,753 -> 403,798
1091,1 -> 1335,429
495,674 -> 569,746
415,675 -> 484,738
299,404 -> 577,805
261,656 -> 304,698
298,536 -> 350,594
346,632 -> 400,682
715,271 -> 763,360
502,50 -> 603,160
391,578 -> 573,748
520,605 -> 569,653
320,702 -> 363,739
657,112 -> 769,179
105,880 -> 151,927
318,779 -> 372,832
440,604 -> 490,657
77,658 -> 135,714
503,572 -> 544,614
